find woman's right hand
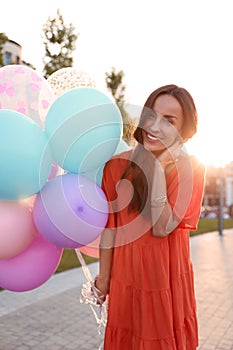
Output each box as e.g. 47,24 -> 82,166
158,136 -> 183,171
93,275 -> 110,303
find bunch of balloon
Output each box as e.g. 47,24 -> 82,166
0,65 -> 63,292
0,64 -> 126,293
32,86 -> 124,261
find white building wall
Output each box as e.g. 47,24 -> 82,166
225,177 -> 233,206
2,40 -> 22,65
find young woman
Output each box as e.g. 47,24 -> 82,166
95,84 -> 205,349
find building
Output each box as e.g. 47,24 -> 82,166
203,163 -> 233,217
2,40 -> 21,65
1,39 -> 34,68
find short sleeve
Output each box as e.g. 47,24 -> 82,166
167,156 -> 206,231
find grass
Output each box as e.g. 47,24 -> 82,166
1,218 -> 233,292
190,218 -> 233,236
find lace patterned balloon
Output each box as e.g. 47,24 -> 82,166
0,65 -> 55,127
47,67 -> 96,97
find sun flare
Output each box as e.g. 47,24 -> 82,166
185,132 -> 233,168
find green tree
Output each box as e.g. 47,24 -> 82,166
0,32 -> 8,67
105,67 -> 126,106
105,67 -> 135,143
42,9 -> 78,78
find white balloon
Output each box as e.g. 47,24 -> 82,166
47,67 -> 96,98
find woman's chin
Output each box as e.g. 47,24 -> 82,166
143,144 -> 165,157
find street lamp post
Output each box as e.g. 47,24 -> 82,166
218,167 -> 224,236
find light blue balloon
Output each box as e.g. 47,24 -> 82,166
45,87 -> 123,173
0,110 -> 52,200
82,139 -> 132,186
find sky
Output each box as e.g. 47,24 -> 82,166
1,0 -> 233,166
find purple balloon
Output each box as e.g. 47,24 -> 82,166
0,233 -> 63,292
32,174 -> 109,248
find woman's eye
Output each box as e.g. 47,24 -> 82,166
165,118 -> 174,125
161,117 -> 172,125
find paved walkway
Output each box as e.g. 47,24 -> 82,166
0,229 -> 233,350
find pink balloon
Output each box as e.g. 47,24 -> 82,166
78,235 -> 100,258
0,200 -> 37,259
0,233 -> 63,292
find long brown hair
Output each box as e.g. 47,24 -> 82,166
122,84 -> 198,216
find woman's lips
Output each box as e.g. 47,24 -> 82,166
146,132 -> 161,142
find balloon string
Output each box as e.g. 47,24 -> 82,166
76,248 -> 104,327
75,248 -> 93,282
75,248 -> 108,342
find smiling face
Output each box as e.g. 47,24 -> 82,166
142,94 -> 184,156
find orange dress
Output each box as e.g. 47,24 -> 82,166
101,150 -> 205,350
